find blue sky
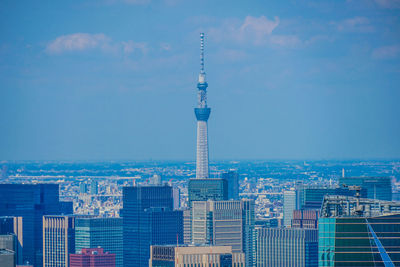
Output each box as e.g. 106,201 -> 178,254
0,0 -> 399,160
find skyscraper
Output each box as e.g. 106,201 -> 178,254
319,195 -> 400,266
75,217 -> 123,267
296,185 -> 360,210
291,209 -> 319,229
339,176 -> 392,201
79,183 -> 87,194
188,178 -> 228,207
0,234 -> 17,267
149,245 -> 245,267
195,33 -> 211,179
90,180 -> 98,195
0,249 -> 14,267
0,216 -> 23,265
283,190 -> 297,227
0,184 -> 73,266
43,215 -> 76,267
256,227 -> 318,267
182,209 -> 192,245
121,185 -> 183,267
222,171 -> 239,200
242,199 -> 256,267
191,199 -> 255,266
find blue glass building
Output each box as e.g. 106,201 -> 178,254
339,176 -> 392,201
296,185 -> 360,210
121,185 -> 183,267
221,171 -> 239,200
0,184 -> 72,266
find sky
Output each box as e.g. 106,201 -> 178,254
0,0 -> 400,161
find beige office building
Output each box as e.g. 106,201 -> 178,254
149,245 -> 245,267
192,200 -> 243,252
43,215 -> 75,267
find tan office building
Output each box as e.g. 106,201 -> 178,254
43,215 -> 75,267
149,245 -> 245,267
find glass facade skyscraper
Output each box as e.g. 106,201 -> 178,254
0,216 -> 22,264
242,199 -> 255,267
339,176 -> 392,201
319,214 -> 400,266
121,185 -> 183,267
75,217 -> 123,267
295,185 -> 358,210
319,195 -> 400,266
0,184 -> 73,267
221,171 -> 239,200
188,178 -> 228,207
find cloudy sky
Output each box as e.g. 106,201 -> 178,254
1,0 -> 399,161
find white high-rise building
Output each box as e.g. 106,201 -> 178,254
283,190 -> 297,227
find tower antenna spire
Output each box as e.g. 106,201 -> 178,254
200,32 -> 205,74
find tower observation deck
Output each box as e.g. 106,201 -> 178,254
195,33 -> 210,179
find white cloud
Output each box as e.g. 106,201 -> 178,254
375,0 -> 400,8
335,17 -> 375,33
46,33 -> 110,54
46,33 -> 147,56
208,16 -> 291,47
269,35 -> 301,46
239,16 -> 280,44
372,45 -> 400,59
122,41 -> 148,54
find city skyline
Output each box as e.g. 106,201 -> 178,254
1,1 -> 400,161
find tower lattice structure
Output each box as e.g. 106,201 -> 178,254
194,33 -> 211,179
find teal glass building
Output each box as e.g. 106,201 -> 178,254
319,195 -> 400,266
188,178 -> 228,207
75,217 -> 123,267
319,215 -> 400,266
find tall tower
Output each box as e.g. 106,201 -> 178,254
195,33 -> 211,179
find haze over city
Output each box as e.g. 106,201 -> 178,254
1,2 -> 400,267
1,0 -> 399,161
